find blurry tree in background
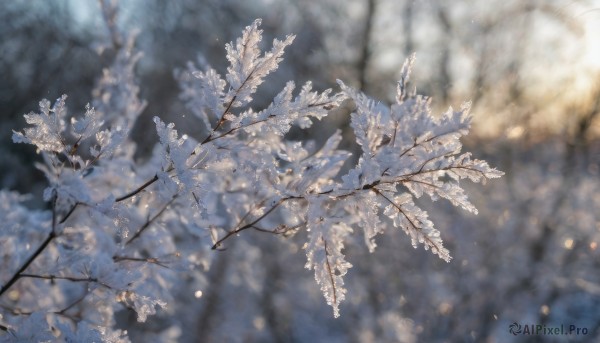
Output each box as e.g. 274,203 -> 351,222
0,1 -> 99,200
1,0 -> 600,342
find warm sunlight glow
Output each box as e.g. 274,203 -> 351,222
564,238 -> 574,250
583,18 -> 600,69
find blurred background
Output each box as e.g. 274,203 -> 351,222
1,0 -> 600,341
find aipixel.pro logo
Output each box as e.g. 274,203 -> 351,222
508,322 -> 588,337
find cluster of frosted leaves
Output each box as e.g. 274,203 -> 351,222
4,13 -> 176,340
172,21 -> 344,230
12,95 -> 127,213
3,18 -> 343,340
12,95 -> 70,154
178,19 -> 340,139
301,55 -> 502,317
224,19 -> 294,108
0,192 -> 143,342
177,25 -> 503,318
294,57 -> 504,317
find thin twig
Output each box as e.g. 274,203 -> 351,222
60,201 -> 82,224
113,255 -> 170,269
115,174 -> 159,202
212,198 -> 286,249
19,273 -> 112,290
126,195 -> 177,245
55,291 -> 89,316
201,95 -> 237,144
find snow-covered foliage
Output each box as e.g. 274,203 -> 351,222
1,15 -> 501,341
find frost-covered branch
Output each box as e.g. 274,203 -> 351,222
0,192 -> 58,299
1,16 -> 502,340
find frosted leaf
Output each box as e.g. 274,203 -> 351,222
291,82 -> 339,124
241,81 -> 296,135
91,128 -> 127,159
352,192 -> 383,252
225,19 -> 263,91
236,81 -> 339,136
12,95 -> 68,153
154,117 -> 197,194
225,19 -> 295,108
337,80 -> 384,156
267,81 -> 296,134
92,195 -> 131,240
12,94 -> 126,169
71,103 -> 104,141
179,19 -> 338,146
434,182 -> 477,214
444,153 -> 504,184
382,192 -> 451,262
178,60 -> 226,131
401,173 -> 478,213
338,81 -> 383,184
304,196 -> 353,317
